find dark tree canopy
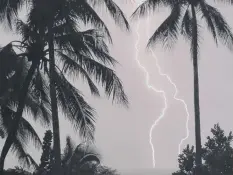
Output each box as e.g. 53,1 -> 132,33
173,124 -> 233,175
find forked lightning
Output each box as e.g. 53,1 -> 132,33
132,0 -> 190,168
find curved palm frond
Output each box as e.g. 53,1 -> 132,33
199,2 -> 233,50
181,8 -> 192,41
58,51 -> 100,97
131,0 -> 176,19
1,106 -> 42,149
199,2 -> 218,44
147,4 -> 182,50
10,136 -> 36,170
54,26 -> 128,106
0,38 -> 51,170
59,49 -> 128,106
64,140 -> 100,175
80,29 -> 118,65
0,0 -> 27,28
53,69 -> 96,141
17,117 -> 42,149
88,0 -> 130,31
25,70 -> 52,127
79,153 -> 100,166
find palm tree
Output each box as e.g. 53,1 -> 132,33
0,33 -> 51,174
1,17 -> 129,175
28,1 -> 129,174
0,1 -> 129,174
34,132 -> 101,175
132,1 -> 233,174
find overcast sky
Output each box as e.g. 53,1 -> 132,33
1,0 -> 233,174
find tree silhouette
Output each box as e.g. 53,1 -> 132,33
37,130 -> 53,175
0,33 -> 51,172
132,1 -> 233,174
173,124 -> 233,175
0,1 -> 130,174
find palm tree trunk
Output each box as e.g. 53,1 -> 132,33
48,25 -> 62,175
191,5 -> 202,175
0,61 -> 38,174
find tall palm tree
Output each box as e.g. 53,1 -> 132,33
0,1 -> 129,174
1,17 -> 129,175
132,0 -> 233,174
0,41 -> 51,172
0,33 -> 51,174
28,1 -> 129,174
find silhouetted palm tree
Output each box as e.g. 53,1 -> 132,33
28,1 -> 129,174
1,18 -> 129,175
34,135 -> 100,175
132,1 -> 233,174
0,1 -> 129,174
0,31 -> 51,174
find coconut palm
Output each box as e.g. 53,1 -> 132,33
0,1 -> 129,174
27,1 -> 129,174
1,16 -> 129,174
0,21 -> 50,174
0,34 -> 51,173
132,0 -> 233,174
34,133 -> 101,175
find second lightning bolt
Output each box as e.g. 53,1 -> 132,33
133,1 -> 190,168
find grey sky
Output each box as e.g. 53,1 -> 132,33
1,1 -> 233,174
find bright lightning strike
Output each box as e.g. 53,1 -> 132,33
145,15 -> 190,155
132,0 -> 190,168
134,14 -> 168,169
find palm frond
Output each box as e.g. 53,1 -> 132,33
17,117 -> 42,149
54,69 -> 96,141
25,70 -> 52,127
80,29 -> 118,65
199,3 -> 233,50
73,53 -> 128,106
79,154 -> 100,166
181,8 -> 192,41
11,136 -> 37,170
147,4 -> 182,50
55,29 -> 118,66
58,51 -> 100,96
0,0 -> 26,28
131,0 -> 174,19
199,2 -> 217,44
69,0 -> 112,43
88,0 -> 129,31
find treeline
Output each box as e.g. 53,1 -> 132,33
173,124 -> 233,175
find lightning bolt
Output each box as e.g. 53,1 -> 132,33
146,17 -> 190,155
132,0 -> 190,168
134,11 -> 168,169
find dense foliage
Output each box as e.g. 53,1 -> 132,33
173,124 -> 233,175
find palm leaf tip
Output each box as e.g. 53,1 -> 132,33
104,0 -> 130,31
146,4 -> 181,50
131,0 -> 170,20
202,3 -> 233,51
